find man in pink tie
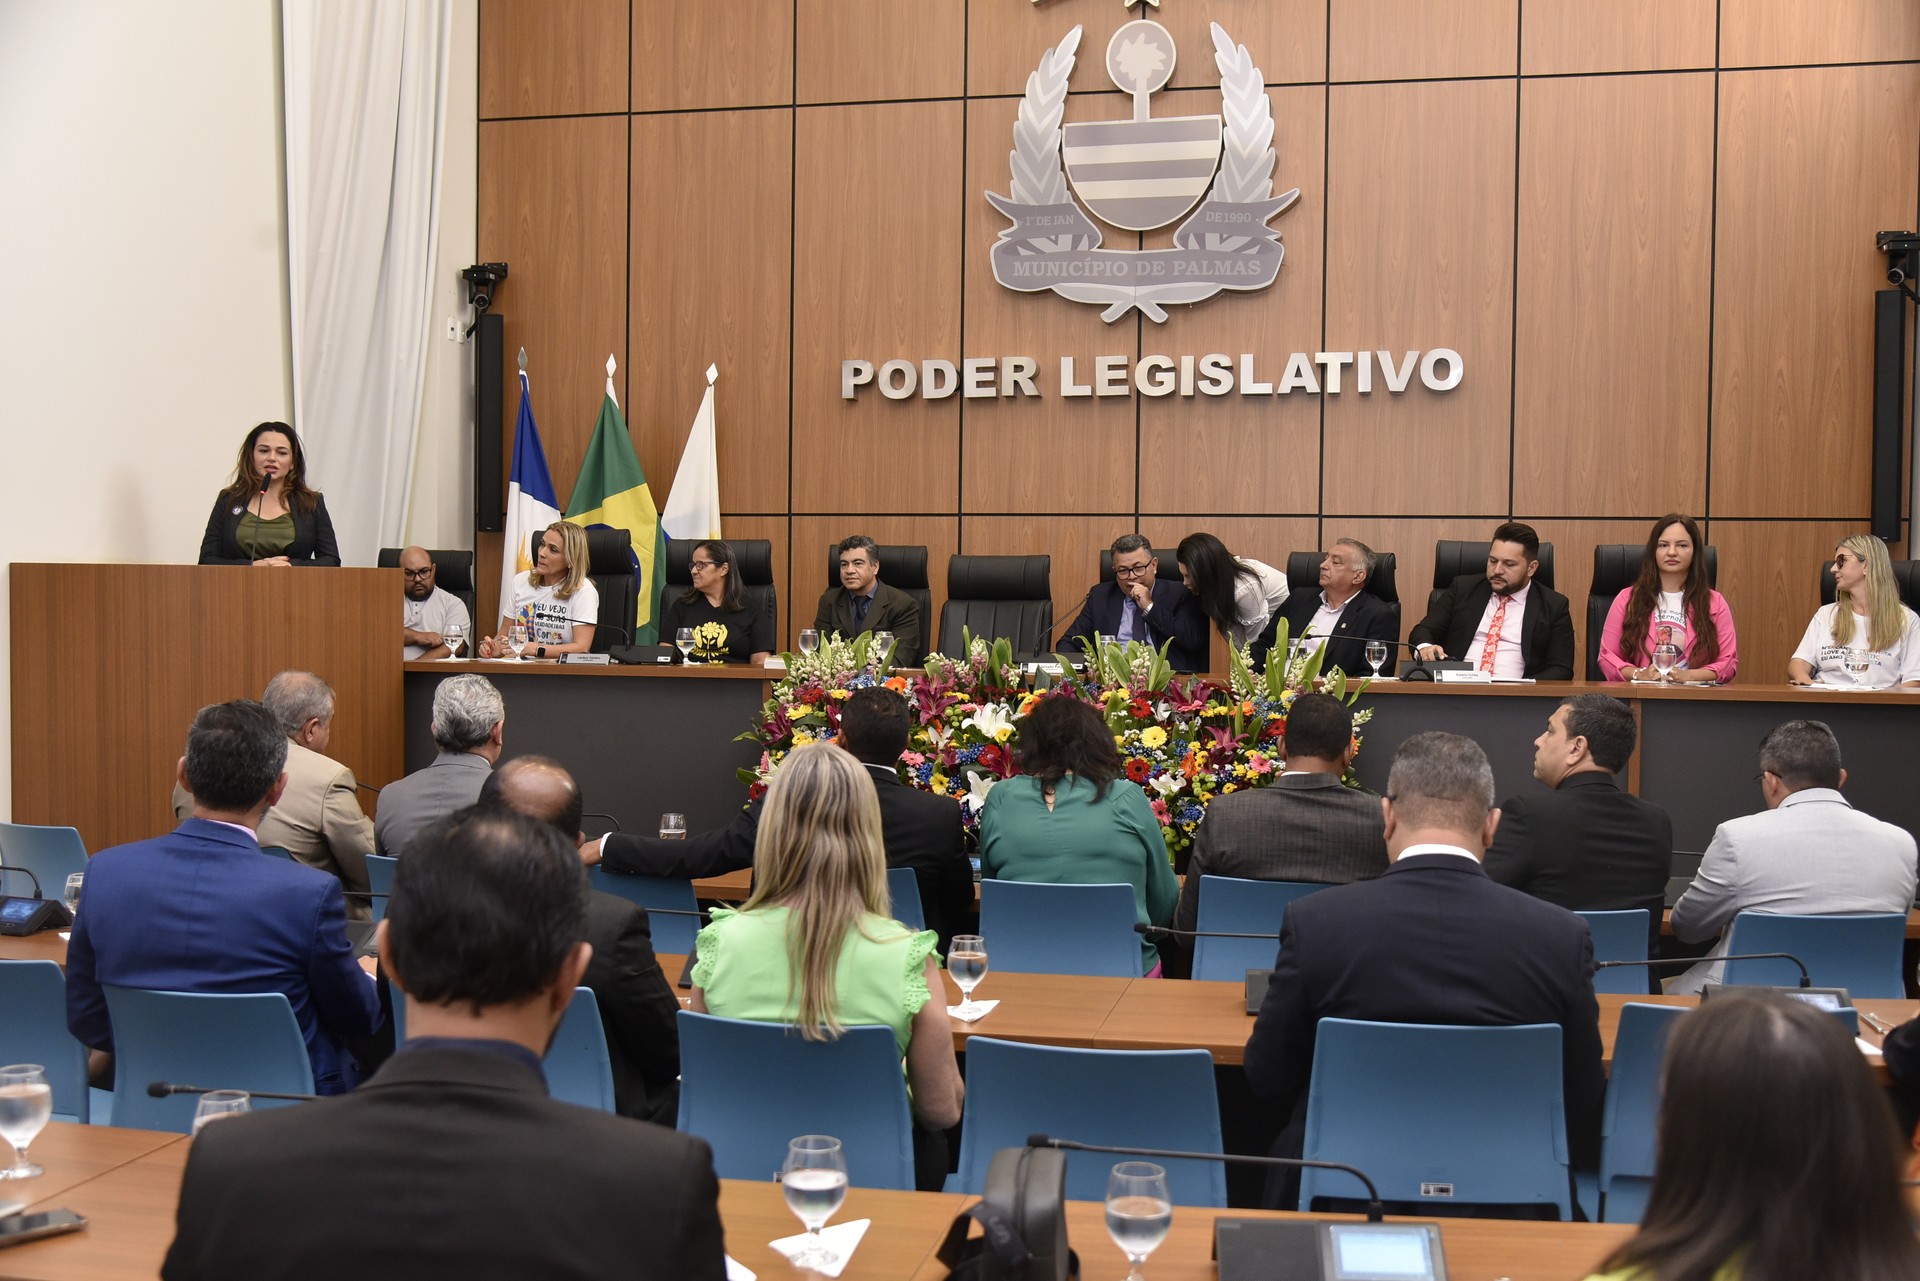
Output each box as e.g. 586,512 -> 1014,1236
1410,522 -> 1575,680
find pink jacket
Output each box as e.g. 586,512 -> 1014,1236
1598,588 -> 1739,683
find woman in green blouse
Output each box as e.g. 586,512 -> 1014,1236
198,422 -> 340,566
979,694 -> 1178,975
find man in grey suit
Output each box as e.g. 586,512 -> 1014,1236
1170,694 -> 1387,969
375,675 -> 504,857
1668,719 -> 1918,994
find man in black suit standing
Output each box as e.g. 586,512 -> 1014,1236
163,807 -> 726,1281
1270,538 -> 1399,678
1058,533 -> 1209,672
1410,522 -> 1575,680
593,687 -> 974,949
1242,731 -> 1604,1211
813,534 -> 924,666
1485,694 -> 1673,955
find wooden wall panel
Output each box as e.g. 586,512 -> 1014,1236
1330,1 -> 1518,83
1325,517 -> 1505,644
1520,0 -> 1715,75
1514,74 -> 1714,518
632,0 -> 793,112
797,0 -> 964,104
1322,81 -> 1517,516
630,109 -> 793,515
791,515 -> 960,656
1721,0 -> 1920,68
1519,519 -> 1662,671
721,515 -> 791,655
1711,65 -> 1920,518
479,0 -> 628,118
793,102 -> 964,514
962,516 -> 1128,654
1707,520 -> 1863,683
479,116 -> 630,499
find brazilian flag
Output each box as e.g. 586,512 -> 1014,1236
566,361 -> 667,643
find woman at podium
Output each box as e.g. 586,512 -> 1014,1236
197,422 -> 340,566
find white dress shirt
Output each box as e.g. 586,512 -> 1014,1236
1466,581 -> 1531,679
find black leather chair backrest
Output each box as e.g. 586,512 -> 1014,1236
582,527 -> 636,653
939,555 -> 1052,658
1585,544 -> 1719,680
1429,538 -> 1555,613
377,547 -> 477,629
823,543 -> 932,652
1819,559 -> 1920,609
1283,549 -> 1402,640
664,538 -> 780,643
1096,547 -> 1182,584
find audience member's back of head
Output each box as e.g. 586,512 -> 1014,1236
1279,693 -> 1353,762
1384,731 -> 1494,837
385,807 -> 588,1015
183,700 -> 288,813
1758,719 -> 1842,792
478,755 -> 582,842
838,686 -> 911,764
1559,693 -> 1635,774
431,674 -> 505,753
261,670 -> 333,737
1014,694 -> 1122,796
1601,991 -> 1920,1281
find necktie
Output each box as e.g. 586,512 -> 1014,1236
1479,593 -> 1509,674
854,593 -> 870,624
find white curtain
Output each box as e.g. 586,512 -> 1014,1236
281,0 -> 452,564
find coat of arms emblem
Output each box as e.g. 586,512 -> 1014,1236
988,21 -> 1298,323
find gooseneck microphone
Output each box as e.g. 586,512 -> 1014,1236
0,866 -> 46,899
1595,953 -> 1812,987
244,467 -> 272,563
147,1081 -> 320,1102
1025,1134 -> 1385,1223
1136,922 -> 1281,943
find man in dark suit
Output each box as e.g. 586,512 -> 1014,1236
594,687 -> 974,949
68,700 -> 382,1094
374,673 -> 504,857
162,807 -> 726,1281
1270,538 -> 1399,679
1242,731 -> 1604,1211
1485,694 -> 1673,956
1057,533 -> 1209,671
814,534 -> 924,666
1410,522 -> 1575,680
481,756 -> 683,1124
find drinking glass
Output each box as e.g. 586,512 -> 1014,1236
443,624 -> 465,660
1364,641 -> 1388,679
659,813 -> 687,841
949,934 -> 988,1018
0,1065 -> 52,1180
508,623 -> 529,659
675,627 -> 696,663
1105,1161 -> 1173,1280
871,631 -> 895,663
1651,642 -> 1679,682
1844,648 -> 1874,687
191,1090 -> 251,1135
797,629 -> 820,656
781,1135 -> 849,1270
62,873 -> 83,917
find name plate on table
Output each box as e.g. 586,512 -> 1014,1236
559,653 -> 612,665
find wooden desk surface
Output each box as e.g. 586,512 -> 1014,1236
719,1179 -> 966,1279
404,658 -> 776,681
5,1128 -> 187,1280
936,968 -> 1134,1052
0,932 -> 69,967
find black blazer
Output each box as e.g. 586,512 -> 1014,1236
162,1043 -> 727,1281
1058,577 -> 1210,672
583,890 -> 683,1124
602,764 -> 974,950
1484,771 -> 1674,957
1273,591 -> 1399,679
199,491 -> 342,565
813,579 -> 924,666
1242,853 -> 1604,1208
1409,575 -> 1575,680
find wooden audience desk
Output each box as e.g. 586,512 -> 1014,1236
0,932 -> 70,967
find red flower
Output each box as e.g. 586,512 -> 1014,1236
1262,718 -> 1286,741
978,744 -> 1004,771
1129,696 -> 1153,720
747,783 -> 767,801
1126,758 -> 1151,783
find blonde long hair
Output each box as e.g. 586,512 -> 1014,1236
741,741 -> 891,1040
1832,534 -> 1904,652
533,521 -> 592,599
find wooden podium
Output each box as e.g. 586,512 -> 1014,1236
10,565 -> 402,853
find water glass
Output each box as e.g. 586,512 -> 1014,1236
1364,640 -> 1388,679
675,627 -> 696,663
443,624 -> 465,660
1105,1161 -> 1173,1280
0,1064 -> 51,1180
1844,648 -> 1874,687
659,813 -> 687,841
781,1135 -> 849,1270
191,1090 -> 251,1135
62,873 -> 83,917
949,934 -> 988,1017
1651,642 -> 1680,682
871,631 -> 895,663
797,628 -> 820,656
508,622 -> 529,659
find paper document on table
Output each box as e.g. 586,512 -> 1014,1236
769,1218 -> 869,1278
1857,1037 -> 1884,1058
725,1256 -> 756,1281
947,999 -> 1001,1023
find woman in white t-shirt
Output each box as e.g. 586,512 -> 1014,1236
1787,534 -> 1920,689
480,520 -> 600,657
1175,532 -> 1289,656
1598,514 -> 1738,683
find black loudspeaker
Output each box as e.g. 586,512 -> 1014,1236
475,312 -> 505,533
1872,289 -> 1906,542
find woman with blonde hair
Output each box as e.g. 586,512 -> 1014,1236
480,520 -> 598,657
690,741 -> 964,1179
1787,534 -> 1920,688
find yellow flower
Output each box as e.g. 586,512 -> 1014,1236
931,772 -> 950,792
1222,782 -> 1237,793
994,726 -> 1013,743
829,689 -> 852,701
1140,725 -> 1168,749
793,731 -> 813,746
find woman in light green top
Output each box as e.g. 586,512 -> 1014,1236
1581,992 -> 1920,1281
690,740 -> 964,1133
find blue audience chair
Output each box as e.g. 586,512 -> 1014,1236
1597,1001 -> 1686,1223
1577,910 -> 1651,995
977,880 -> 1140,977
590,868 -> 702,954
950,1037 -> 1226,1207
544,988 -> 617,1112
1301,1019 -> 1573,1219
1723,912 -> 1907,997
103,987 -> 314,1134
1191,876 -> 1326,981
259,845 -> 295,861
887,865 -> 926,932
675,1011 -> 914,1189
363,853 -> 397,925
0,960 -> 88,1122
0,822 -> 87,898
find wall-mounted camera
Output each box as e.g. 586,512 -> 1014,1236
462,262 -> 510,312
1876,232 -> 1918,285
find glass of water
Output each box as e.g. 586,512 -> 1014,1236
659,813 -> 686,841
675,627 -> 695,663
949,934 -> 988,1018
1651,641 -> 1679,683
1364,640 -> 1388,679
0,1064 -> 52,1180
1844,648 -> 1874,687
871,631 -> 895,664
191,1090 -> 251,1135
62,873 -> 83,918
1106,1161 -> 1173,1280
508,622 -> 529,659
797,628 -> 820,656
781,1135 -> 849,1270
443,624 -> 465,660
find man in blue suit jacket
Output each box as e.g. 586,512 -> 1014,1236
67,700 -> 382,1094
1058,534 -> 1209,671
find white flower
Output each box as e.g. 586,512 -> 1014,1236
1148,774 -> 1184,799
964,773 -> 999,812
966,704 -> 1015,739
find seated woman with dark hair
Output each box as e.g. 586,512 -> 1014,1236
199,421 -> 341,566
978,694 -> 1178,976
1176,532 -> 1289,655
659,539 -> 773,664
1598,514 -> 1738,684
1584,991 -> 1920,1281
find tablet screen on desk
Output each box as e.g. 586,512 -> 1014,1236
1327,1224 -> 1439,1279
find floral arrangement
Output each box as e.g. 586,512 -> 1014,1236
737,622 -> 1372,866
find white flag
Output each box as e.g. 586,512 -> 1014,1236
661,364 -> 724,542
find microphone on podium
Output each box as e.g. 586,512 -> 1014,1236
1024,1133 -> 1385,1223
1595,952 -> 1813,987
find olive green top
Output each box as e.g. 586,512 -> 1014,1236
236,511 -> 295,557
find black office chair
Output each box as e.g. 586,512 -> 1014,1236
1818,558 -> 1920,609
1585,545 -> 1720,681
823,544 -> 932,661
581,528 -> 636,653
664,538 -> 780,643
1283,549 -> 1402,639
1429,538 -> 1555,614
376,547 -> 476,626
938,555 -> 1051,659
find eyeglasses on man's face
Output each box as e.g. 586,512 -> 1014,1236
1114,560 -> 1154,579
401,567 -> 435,580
